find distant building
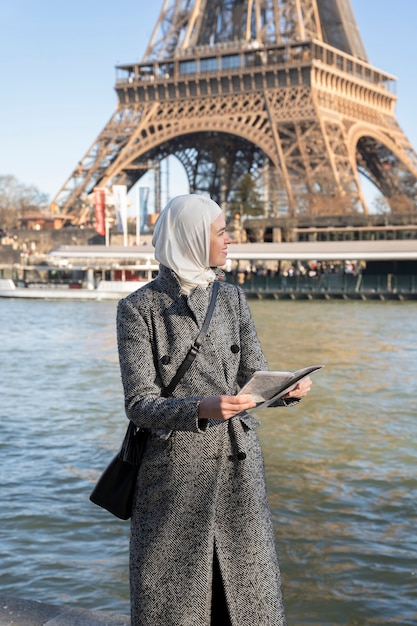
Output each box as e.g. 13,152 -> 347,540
17,213 -> 66,231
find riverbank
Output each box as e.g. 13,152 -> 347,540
0,596 -> 129,626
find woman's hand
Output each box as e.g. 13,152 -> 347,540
198,394 -> 256,421
284,376 -> 312,399
198,377 -> 313,421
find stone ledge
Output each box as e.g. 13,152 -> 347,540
0,596 -> 129,626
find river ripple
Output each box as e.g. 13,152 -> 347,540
0,299 -> 416,625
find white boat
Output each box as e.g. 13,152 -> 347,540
0,262 -> 157,301
3,239 -> 417,300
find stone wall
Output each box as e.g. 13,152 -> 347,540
0,228 -> 112,264
0,227 -> 153,264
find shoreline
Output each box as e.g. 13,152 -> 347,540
0,596 -> 129,626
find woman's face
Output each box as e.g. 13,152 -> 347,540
209,213 -> 233,267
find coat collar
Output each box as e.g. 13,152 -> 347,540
154,264 -> 223,296
154,264 -> 183,298
153,265 -> 222,325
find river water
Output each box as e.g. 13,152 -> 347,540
0,298 -> 416,625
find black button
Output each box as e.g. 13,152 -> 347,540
161,355 -> 170,365
237,452 -> 247,460
231,344 -> 240,353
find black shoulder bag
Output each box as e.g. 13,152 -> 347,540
89,281 -> 219,520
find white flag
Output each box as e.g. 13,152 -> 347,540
112,185 -> 128,234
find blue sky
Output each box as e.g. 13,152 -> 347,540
1,0 -> 416,210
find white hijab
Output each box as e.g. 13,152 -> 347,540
152,194 -> 222,293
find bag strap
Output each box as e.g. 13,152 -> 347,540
161,280 -> 220,397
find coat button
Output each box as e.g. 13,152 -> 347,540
161,355 -> 170,365
231,344 -> 240,353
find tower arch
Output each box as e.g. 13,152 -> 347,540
51,0 -> 417,222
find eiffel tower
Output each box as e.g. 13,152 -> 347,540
52,0 -> 417,224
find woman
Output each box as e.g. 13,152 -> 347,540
116,194 -> 311,626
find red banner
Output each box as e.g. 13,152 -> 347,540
93,188 -> 106,236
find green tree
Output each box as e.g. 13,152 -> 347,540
229,173 -> 264,219
0,175 -> 49,230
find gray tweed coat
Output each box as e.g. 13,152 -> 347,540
116,265 -> 287,626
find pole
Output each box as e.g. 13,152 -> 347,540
136,186 -> 140,246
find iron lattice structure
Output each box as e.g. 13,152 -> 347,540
53,0 -> 417,222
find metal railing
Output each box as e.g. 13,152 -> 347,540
225,272 -> 417,299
